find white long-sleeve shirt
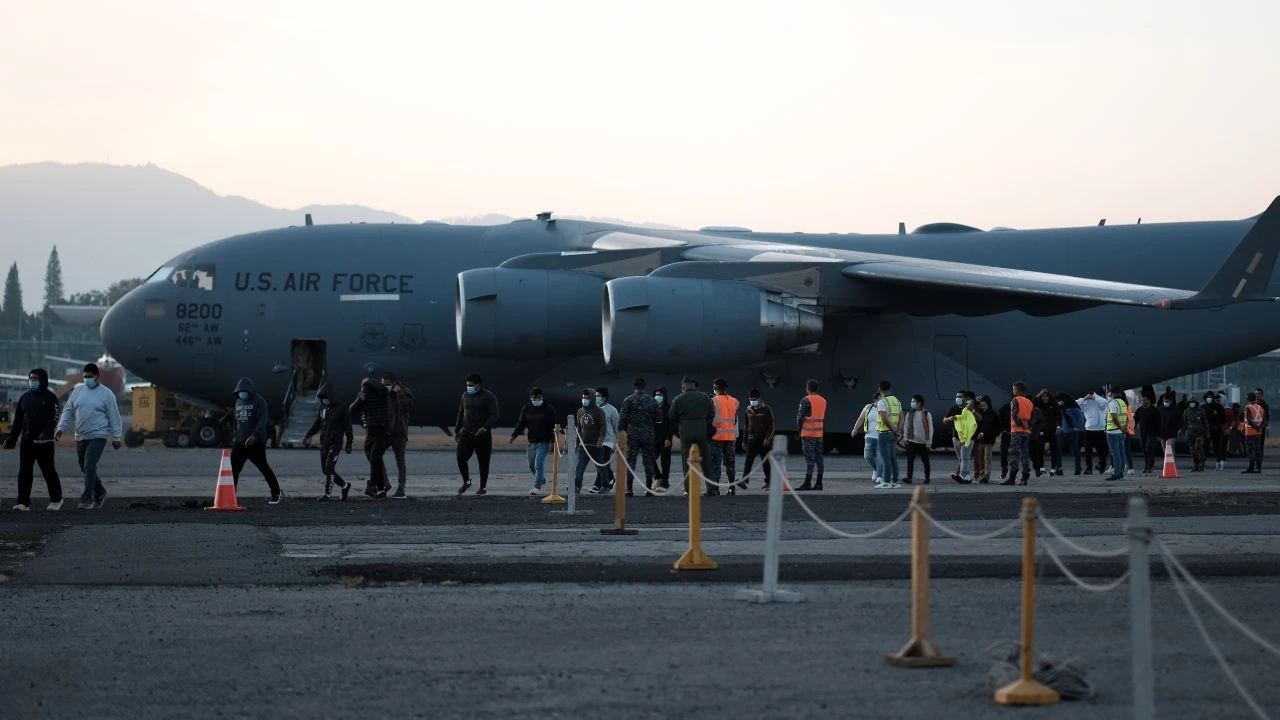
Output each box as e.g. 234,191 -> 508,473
601,403 -> 620,449
56,383 -> 123,441
1076,395 -> 1110,431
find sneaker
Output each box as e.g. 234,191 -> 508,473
528,488 -> 542,496
77,498 -> 94,510
268,492 -> 285,505
457,481 -> 472,495
902,477 -> 914,485
13,503 -> 29,512
340,482 -> 352,501
364,488 -> 379,498
375,489 -> 387,499
998,479 -> 1016,486
392,486 -> 407,500
889,482 -> 901,489
317,494 -> 331,502
93,491 -> 108,509
874,481 -> 892,489
475,488 -> 487,496
587,485 -> 602,495
923,477 -> 931,484
46,500 -> 62,511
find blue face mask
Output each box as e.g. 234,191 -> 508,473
384,384 -> 394,392
28,380 -> 39,390
466,385 -> 478,395
84,378 -> 98,389
910,401 -> 919,410
582,398 -> 591,407
320,398 -> 331,406
238,391 -> 250,401
654,394 -> 664,404
532,399 -> 543,407
595,396 -> 604,406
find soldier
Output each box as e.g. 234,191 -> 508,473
383,372 -> 414,499
303,382 -> 354,501
796,379 -> 826,491
349,377 -> 392,498
1002,381 -> 1035,486
618,377 -> 658,496
667,376 -> 716,496
1182,396 -> 1209,472
709,378 -> 741,495
742,389 -> 775,491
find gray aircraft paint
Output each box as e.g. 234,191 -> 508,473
100,203 -> 1279,440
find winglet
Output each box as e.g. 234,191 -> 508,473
1170,196 -> 1280,308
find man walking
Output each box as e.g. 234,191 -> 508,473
225,376 -> 284,504
350,377 -> 393,498
303,382 -> 353,501
875,380 -> 903,487
573,389 -> 607,492
618,378 -> 658,496
709,378 -> 741,495
455,374 -> 500,495
510,387 -> 557,495
742,389 -> 775,491
588,388 -> 620,494
796,379 -> 827,491
903,394 -> 933,484
669,376 -> 715,495
384,373 -> 414,499
55,363 -> 123,509
4,368 -> 63,511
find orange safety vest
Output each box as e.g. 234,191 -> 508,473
1243,404 -> 1264,437
1010,396 -> 1033,434
801,394 -> 827,438
713,394 -> 740,441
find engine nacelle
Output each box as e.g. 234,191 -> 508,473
456,268 -> 604,359
603,276 -> 822,371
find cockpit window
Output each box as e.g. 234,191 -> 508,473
146,266 -> 175,284
191,265 -> 215,291
170,267 -> 191,288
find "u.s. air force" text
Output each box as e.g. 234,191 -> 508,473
233,272 -> 414,294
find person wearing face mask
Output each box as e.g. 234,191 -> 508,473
1156,392 -> 1182,461
381,373 -> 414,499
223,376 -> 284,504
953,391 -> 978,484
303,382 -> 353,501
707,378 -> 742,495
902,394 -> 933,484
1182,396 -> 1209,471
618,378 -> 658,497
454,374 -> 500,495
4,368 -> 64,511
941,390 -> 966,480
55,363 -> 124,509
1055,393 -> 1085,476
511,387 -> 557,495
742,388 -> 775,491
797,379 -> 829,491
1133,394 -> 1162,474
975,395 -> 1001,483
1032,389 -> 1061,477
1076,390 -> 1111,474
1003,381 -> 1036,486
1103,385 -> 1130,481
652,387 -> 672,489
852,391 -> 885,487
350,376 -> 393,498
588,388 -> 620,494
1201,392 -> 1227,471
572,389 -> 608,492
669,376 -> 716,496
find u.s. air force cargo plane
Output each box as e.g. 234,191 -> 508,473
100,198 -> 1280,451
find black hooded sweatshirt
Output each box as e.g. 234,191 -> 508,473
4,369 -> 60,447
233,377 -> 271,444
306,382 -> 354,448
349,378 -> 392,433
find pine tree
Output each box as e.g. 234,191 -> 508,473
1,262 -> 22,339
44,246 -> 64,308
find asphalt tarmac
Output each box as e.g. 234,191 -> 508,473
2,446 -> 1278,718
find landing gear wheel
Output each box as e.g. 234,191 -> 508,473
193,419 -> 221,448
124,430 -> 145,448
173,431 -> 193,449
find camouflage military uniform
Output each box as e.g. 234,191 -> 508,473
619,390 -> 659,493
1182,404 -> 1209,470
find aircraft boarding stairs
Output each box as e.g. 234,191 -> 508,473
277,369 -> 324,448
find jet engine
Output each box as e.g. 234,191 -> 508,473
603,276 -> 823,371
456,268 -> 604,358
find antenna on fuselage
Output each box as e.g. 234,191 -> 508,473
1137,218 -> 1142,224
305,213 -> 313,227
898,222 -> 905,235
1098,218 -> 1106,226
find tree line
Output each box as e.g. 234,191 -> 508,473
0,247 -> 143,341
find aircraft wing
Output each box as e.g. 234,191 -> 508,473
0,373 -> 66,386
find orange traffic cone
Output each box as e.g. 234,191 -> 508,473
1161,439 -> 1181,479
205,448 -> 247,511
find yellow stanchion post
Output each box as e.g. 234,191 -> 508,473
602,431 -> 637,535
674,445 -> 717,570
542,425 -> 566,506
994,497 -> 1060,706
887,487 -> 955,668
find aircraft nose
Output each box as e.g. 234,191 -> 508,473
100,292 -> 139,365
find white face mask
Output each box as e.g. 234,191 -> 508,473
749,399 -> 759,408
531,399 -> 543,407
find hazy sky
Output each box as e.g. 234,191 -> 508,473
2,1 -> 1278,232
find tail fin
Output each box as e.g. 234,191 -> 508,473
1171,196 -> 1280,309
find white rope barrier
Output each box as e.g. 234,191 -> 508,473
1154,538 -> 1280,660
1157,541 -> 1272,720
1040,539 -> 1131,593
913,505 -> 1023,542
1036,513 -> 1129,558
571,430 -> 681,495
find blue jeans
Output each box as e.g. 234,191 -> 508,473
527,442 -> 549,489
864,436 -> 883,479
877,433 -> 900,484
76,438 -> 107,501
1106,433 -> 1128,478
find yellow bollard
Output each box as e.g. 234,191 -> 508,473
602,431 -> 637,535
674,445 -> 718,570
994,497 -> 1060,706
542,425 -> 566,506
887,487 -> 956,668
